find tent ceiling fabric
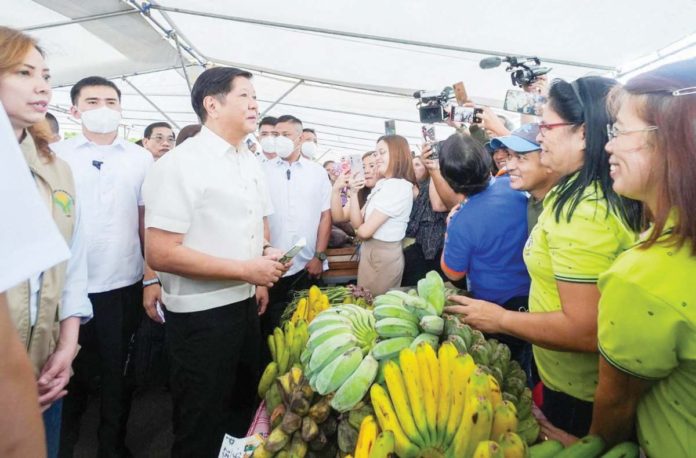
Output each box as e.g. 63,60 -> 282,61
7,0 -> 696,156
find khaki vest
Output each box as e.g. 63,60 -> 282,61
6,134 -> 77,375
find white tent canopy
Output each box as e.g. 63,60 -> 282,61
7,0 -> 696,157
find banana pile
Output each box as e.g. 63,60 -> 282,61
258,320 -> 309,401
369,341 -> 528,458
529,435 -> 639,458
336,403 -> 375,456
291,286 -> 331,324
442,315 -> 538,445
371,272 -> 448,362
254,367 -> 339,458
299,304 -> 380,412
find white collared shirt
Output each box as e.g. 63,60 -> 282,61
52,134 -> 153,293
264,156 -> 331,276
364,178 -> 414,242
143,126 -> 273,313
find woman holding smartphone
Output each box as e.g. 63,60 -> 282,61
330,151 -> 380,223
350,135 -> 417,295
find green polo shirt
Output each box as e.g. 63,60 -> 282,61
598,218 -> 695,457
523,179 -> 635,401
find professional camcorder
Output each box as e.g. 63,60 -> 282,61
479,55 -> 552,87
414,87 -> 454,124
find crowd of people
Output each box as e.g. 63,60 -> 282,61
0,23 -> 694,458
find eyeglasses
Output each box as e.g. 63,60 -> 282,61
150,135 -> 175,143
537,122 -> 576,137
606,123 -> 658,141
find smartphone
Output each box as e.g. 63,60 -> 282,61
452,82 -> 469,105
421,126 -> 441,160
279,237 -> 307,264
503,89 -> 547,116
450,106 -> 483,124
384,120 -> 396,136
348,154 -> 364,179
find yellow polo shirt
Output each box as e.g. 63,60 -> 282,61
598,218 -> 695,457
523,180 -> 635,401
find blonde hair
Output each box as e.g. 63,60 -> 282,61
0,26 -> 53,161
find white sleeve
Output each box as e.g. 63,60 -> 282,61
256,161 -> 274,217
59,194 -> 92,322
0,104 -> 70,291
137,151 -> 155,206
320,171 -> 332,212
142,154 -> 194,234
372,180 -> 412,218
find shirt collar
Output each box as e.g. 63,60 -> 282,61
196,126 -> 250,157
74,133 -> 129,150
273,154 -> 305,167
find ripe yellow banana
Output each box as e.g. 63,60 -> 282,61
415,343 -> 438,445
491,400 -> 518,441
472,440 -> 504,458
355,415 -> 378,458
488,374 -> 503,411
463,396 -> 494,458
370,384 -> 419,458
383,360 -> 425,447
399,348 -> 430,445
368,430 -> 395,458
498,432 -> 527,458
444,353 -> 475,447
448,393 -> 480,458
436,342 -> 457,446
467,367 -> 492,404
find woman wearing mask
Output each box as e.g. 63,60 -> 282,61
401,152 -> 448,286
587,59 -> 696,457
350,135 -> 417,295
446,76 -> 642,437
0,26 -> 91,457
331,151 -> 379,223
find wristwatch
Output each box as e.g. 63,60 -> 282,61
143,278 -> 161,288
314,251 -> 327,261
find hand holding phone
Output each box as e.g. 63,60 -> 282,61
279,237 -> 307,264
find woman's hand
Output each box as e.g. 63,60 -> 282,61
421,143 -> 439,171
348,172 -> 366,194
333,170 -> 350,191
444,295 -> 507,334
37,344 -> 76,410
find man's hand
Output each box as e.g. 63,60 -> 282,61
476,105 -> 510,137
143,283 -> 163,324
263,246 -> 284,260
244,256 -> 286,287
421,143 -> 440,171
444,295 -> 507,334
256,286 -> 269,316
37,345 -> 76,410
305,257 -> 323,278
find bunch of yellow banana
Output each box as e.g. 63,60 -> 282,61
291,285 -> 330,324
369,341 -> 528,458
354,415 -> 395,458
258,320 -> 309,400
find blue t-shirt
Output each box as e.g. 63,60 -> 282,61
443,176 -> 530,305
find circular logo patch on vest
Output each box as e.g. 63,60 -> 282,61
53,189 -> 74,217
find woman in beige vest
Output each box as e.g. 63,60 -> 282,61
0,26 -> 92,457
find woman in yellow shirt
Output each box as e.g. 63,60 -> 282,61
589,59 -> 696,457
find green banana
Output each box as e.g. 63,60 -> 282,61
447,334 -> 468,354
372,336 -> 415,360
331,354 -> 379,412
308,333 -> 357,374
373,304 -> 420,325
499,432 -> 528,458
600,441 -> 639,458
306,322 -> 352,352
556,435 -> 605,458
419,315 -> 445,335
409,333 -> 439,351
372,294 -> 404,307
529,440 -> 564,458
258,362 -> 279,397
314,346 -> 363,395
369,430 -> 395,458
517,416 -> 540,445
375,317 -> 420,338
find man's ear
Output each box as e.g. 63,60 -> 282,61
69,106 -> 81,120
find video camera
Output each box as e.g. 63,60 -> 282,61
479,56 -> 552,87
414,87 -> 454,124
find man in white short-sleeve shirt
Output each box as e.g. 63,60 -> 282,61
142,67 -> 288,457
261,115 -> 331,360
52,77 -> 152,456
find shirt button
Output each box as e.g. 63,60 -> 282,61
251,235 -> 255,239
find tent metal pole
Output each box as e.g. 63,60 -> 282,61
260,79 -> 304,118
149,5 -> 613,71
21,9 -> 139,31
171,32 -> 194,93
121,77 -> 181,129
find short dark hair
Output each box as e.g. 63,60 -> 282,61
276,115 -> 302,128
191,67 -> 253,122
144,122 -> 173,139
439,133 -> 491,196
45,112 -> 59,135
175,124 -> 202,146
70,76 -> 121,105
259,116 -> 277,128
323,160 -> 335,167
303,128 -> 316,135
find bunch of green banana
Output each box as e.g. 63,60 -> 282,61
259,320 -> 310,400
300,305 -> 381,412
254,367 -> 339,458
527,435 -> 639,458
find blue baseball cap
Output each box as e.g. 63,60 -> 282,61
488,123 -> 541,154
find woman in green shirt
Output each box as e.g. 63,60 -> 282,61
589,59 -> 696,457
446,76 -> 642,436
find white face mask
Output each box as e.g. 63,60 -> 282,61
79,106 -> 122,134
260,136 -> 276,153
275,136 -> 295,159
301,141 -> 318,159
